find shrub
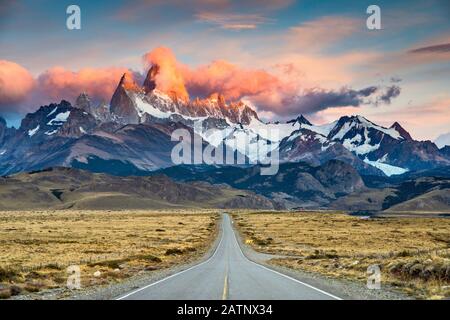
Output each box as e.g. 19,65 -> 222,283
0,289 -> 11,299
306,250 -> 339,259
165,248 -> 183,255
135,254 -> 162,263
0,267 -> 18,282
396,250 -> 412,257
24,283 -> 42,293
409,264 -> 424,277
9,285 -> 22,296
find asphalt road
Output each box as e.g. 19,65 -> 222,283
117,214 -> 341,300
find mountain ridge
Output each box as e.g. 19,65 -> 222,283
0,64 -> 449,177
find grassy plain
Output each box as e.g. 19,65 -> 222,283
233,211 -> 450,299
0,210 -> 218,299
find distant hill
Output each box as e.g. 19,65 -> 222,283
0,167 -> 277,210
154,160 -> 366,209
331,176 -> 450,213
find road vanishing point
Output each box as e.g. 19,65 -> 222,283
117,214 -> 342,300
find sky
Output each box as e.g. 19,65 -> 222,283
0,0 -> 449,141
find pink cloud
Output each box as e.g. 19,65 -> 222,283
142,47 -> 390,117
143,47 -> 293,106
0,60 -> 35,112
36,66 -> 133,104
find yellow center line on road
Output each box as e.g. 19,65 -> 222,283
222,266 -> 229,300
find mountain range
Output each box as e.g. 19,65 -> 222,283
1,64 -> 449,178
153,161 -> 450,212
0,64 -> 449,212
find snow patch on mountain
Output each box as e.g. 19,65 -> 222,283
363,158 -> 408,176
45,130 -> 58,136
246,118 -> 299,142
28,125 -> 40,137
332,116 -> 402,141
225,128 -> 276,162
47,107 -> 58,117
342,132 -> 380,155
198,126 -> 234,147
302,121 -> 337,137
332,121 -> 355,140
47,111 -> 71,125
134,94 -> 172,119
355,116 -> 402,140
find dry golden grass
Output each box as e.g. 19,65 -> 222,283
0,210 -> 219,298
233,212 -> 450,299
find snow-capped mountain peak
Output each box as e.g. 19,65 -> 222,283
287,115 -> 312,126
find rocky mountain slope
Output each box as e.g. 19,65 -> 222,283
154,160 -> 367,208
331,176 -> 450,213
155,161 -> 450,212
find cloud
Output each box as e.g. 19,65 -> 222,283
143,47 -> 399,118
1,60 -> 137,115
375,39 -> 450,72
143,47 -> 291,103
253,86 -> 380,117
377,85 -> 401,105
195,12 -> 272,30
185,59 -> 281,99
114,0 -> 292,22
390,77 -> 402,83
409,43 -> 450,54
142,47 -> 190,101
286,16 -> 361,52
0,60 -> 35,113
2,44 -> 400,120
36,66 -> 134,105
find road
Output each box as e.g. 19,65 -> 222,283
117,214 -> 342,300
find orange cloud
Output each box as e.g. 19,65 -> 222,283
37,66 -> 133,104
143,47 -> 295,108
0,60 -> 35,111
142,47 -> 392,117
142,47 -> 190,102
184,59 -> 282,99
